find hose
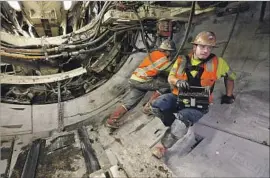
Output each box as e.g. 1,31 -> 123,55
1,28 -> 125,61
2,19 -> 141,55
0,50 -> 63,60
220,6 -> 239,57
133,8 -> 159,69
1,34 -> 115,60
70,35 -> 114,55
130,29 -> 147,52
60,29 -> 111,50
91,2 -> 113,39
163,1 -> 196,71
108,24 -> 140,31
64,1 -> 112,39
2,29 -> 111,55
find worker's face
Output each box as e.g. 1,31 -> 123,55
193,44 -> 213,59
165,50 -> 171,56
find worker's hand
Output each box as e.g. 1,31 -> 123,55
176,80 -> 189,91
221,94 -> 235,104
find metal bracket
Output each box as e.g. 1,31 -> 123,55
57,82 -> 64,132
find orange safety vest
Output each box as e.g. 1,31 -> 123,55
172,54 -> 218,102
130,50 -> 171,82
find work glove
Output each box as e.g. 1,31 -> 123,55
176,80 -> 189,91
221,94 -> 235,104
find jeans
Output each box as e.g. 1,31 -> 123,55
151,93 -> 205,126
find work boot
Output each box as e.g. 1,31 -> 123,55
151,128 -> 175,159
152,119 -> 189,159
106,105 -> 128,129
143,91 -> 161,115
152,144 -> 167,159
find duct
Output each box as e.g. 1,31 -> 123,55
0,67 -> 87,84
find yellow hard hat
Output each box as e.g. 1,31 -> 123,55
159,39 -> 176,51
191,31 -> 216,47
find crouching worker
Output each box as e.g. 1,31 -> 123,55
105,39 -> 176,129
151,31 -> 236,158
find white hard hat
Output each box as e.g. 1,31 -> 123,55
159,39 -> 176,51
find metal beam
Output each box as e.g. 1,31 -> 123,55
0,67 -> 87,84
78,126 -> 101,174
21,139 -> 45,178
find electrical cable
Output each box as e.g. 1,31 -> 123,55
70,35 -> 114,55
1,29 -> 111,54
133,8 -> 160,69
162,1 -> 196,71
220,6 -> 239,57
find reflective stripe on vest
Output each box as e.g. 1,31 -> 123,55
130,73 -> 152,82
176,55 -> 187,76
134,56 -> 169,74
133,54 -> 171,80
176,55 -> 217,76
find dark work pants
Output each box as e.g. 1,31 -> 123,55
151,93 -> 205,126
122,77 -> 171,110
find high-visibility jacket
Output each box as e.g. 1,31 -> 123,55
171,54 -> 218,102
130,50 -> 172,82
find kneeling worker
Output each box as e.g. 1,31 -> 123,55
106,39 -> 176,129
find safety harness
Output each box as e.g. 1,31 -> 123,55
183,54 -> 216,94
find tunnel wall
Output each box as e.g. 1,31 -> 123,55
1,2 -> 269,140
0,37 -> 147,137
